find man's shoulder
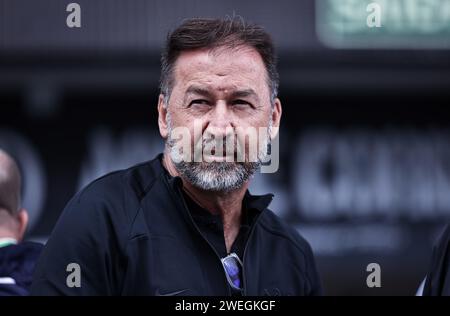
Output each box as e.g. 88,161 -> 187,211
59,154 -> 166,229
51,154 -> 165,250
424,224 -> 450,295
77,154 -> 164,205
258,209 -> 315,258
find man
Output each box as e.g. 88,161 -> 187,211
31,17 -> 322,296
0,149 -> 42,295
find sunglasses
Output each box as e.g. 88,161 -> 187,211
221,252 -> 243,291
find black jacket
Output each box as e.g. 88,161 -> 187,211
31,154 -> 322,296
423,225 -> 450,296
0,242 -> 43,296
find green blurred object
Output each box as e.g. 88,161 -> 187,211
316,0 -> 450,49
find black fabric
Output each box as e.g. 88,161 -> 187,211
423,224 -> 450,296
31,153 -> 322,296
0,242 -> 43,296
181,189 -> 258,259
181,186 -> 259,296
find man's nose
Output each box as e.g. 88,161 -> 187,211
207,101 -> 234,133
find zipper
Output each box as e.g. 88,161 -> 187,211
180,187 -> 234,296
241,196 -> 271,296
164,173 -> 272,296
164,175 -> 232,295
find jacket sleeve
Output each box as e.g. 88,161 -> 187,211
31,179 -> 129,296
423,224 -> 450,296
304,239 -> 323,296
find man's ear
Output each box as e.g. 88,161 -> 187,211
158,94 -> 169,139
16,208 -> 28,242
270,98 -> 282,139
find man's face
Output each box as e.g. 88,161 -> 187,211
159,45 -> 281,191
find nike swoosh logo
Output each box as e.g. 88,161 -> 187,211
155,288 -> 189,296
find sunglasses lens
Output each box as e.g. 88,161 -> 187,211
222,256 -> 242,289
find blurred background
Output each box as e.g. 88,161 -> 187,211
1,0 -> 450,295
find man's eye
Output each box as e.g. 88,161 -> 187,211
189,99 -> 210,106
232,100 -> 253,108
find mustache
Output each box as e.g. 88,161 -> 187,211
197,133 -> 240,153
166,122 -> 273,163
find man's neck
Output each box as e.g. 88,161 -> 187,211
162,152 -> 248,253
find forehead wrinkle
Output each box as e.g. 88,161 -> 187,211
174,48 -> 270,102
184,83 -> 260,103
177,48 -> 262,80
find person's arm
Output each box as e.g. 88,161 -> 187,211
423,225 -> 450,296
31,183 -> 128,296
305,241 -> 323,296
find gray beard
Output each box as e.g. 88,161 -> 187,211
171,159 -> 260,192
